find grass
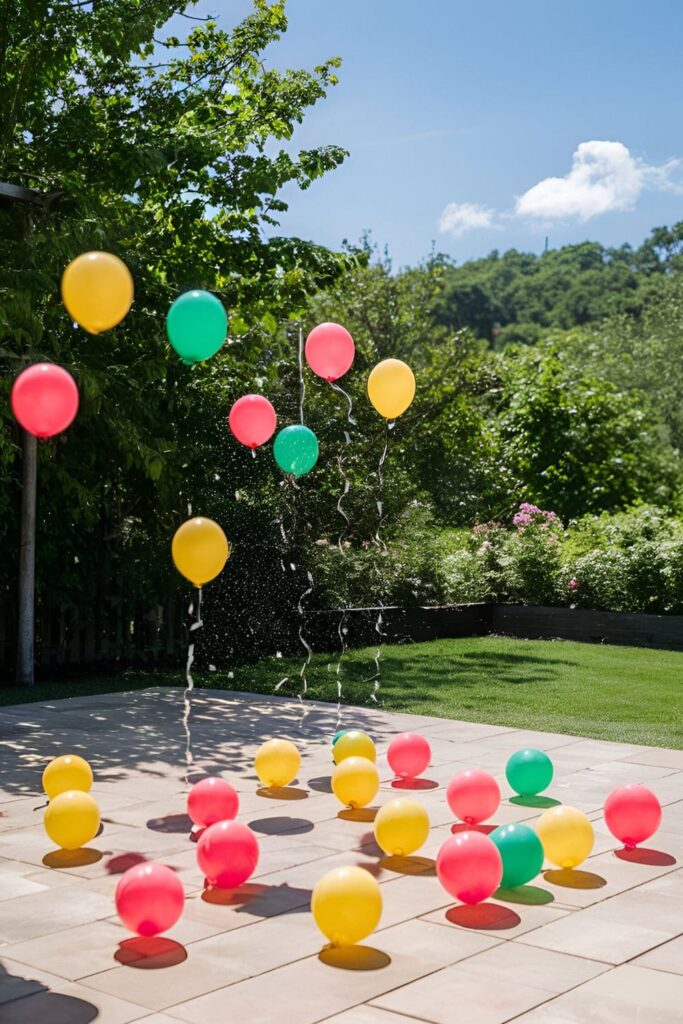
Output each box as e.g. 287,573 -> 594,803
2,635 -> 682,748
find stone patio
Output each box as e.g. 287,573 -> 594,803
0,686 -> 681,1023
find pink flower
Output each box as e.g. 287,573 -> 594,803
568,577 -> 579,591
513,512 -> 532,528
477,541 -> 493,555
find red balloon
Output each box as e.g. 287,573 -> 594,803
447,769 -> 500,825
604,784 -> 662,849
387,733 -> 431,779
11,363 -> 79,438
305,322 -> 355,382
228,394 -> 277,449
187,777 -> 239,828
196,820 -> 259,889
436,831 -> 503,904
115,862 -> 184,936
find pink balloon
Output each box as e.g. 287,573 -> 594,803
604,784 -> 662,849
115,862 -> 184,936
387,733 -> 431,779
11,363 -> 79,438
196,820 -> 259,889
436,831 -> 503,904
187,777 -> 239,828
447,769 -> 500,825
229,394 -> 277,449
305,322 -> 355,381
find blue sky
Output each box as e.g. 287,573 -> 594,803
190,0 -> 683,267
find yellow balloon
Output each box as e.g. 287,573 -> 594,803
312,866 -> 382,946
255,739 -> 301,788
374,798 -> 430,857
536,805 -> 594,868
333,730 -> 376,765
44,790 -> 100,850
61,251 -> 134,334
172,517 -> 229,587
42,754 -> 93,800
367,358 -> 416,419
332,756 -> 379,809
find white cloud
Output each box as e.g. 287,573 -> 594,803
438,201 -> 496,238
514,140 -> 681,222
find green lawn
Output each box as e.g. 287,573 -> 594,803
2,636 -> 681,748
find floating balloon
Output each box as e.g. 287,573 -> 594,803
196,820 -> 259,889
229,395 -> 277,449
61,251 -> 134,334
604,785 -> 662,849
367,359 -> 415,419
331,756 -> 379,809
506,748 -> 554,797
537,805 -> 594,869
447,769 -> 500,825
311,866 -> 382,946
387,733 -> 431,780
166,289 -> 227,364
254,739 -> 301,788
273,425 -> 319,477
187,777 -> 239,829
115,862 -> 184,937
172,517 -> 229,587
436,831 -> 503,905
333,730 -> 376,765
305,322 -> 355,381
44,790 -> 100,850
374,798 -> 430,857
11,364 -> 79,438
489,823 -> 545,888
42,754 -> 93,800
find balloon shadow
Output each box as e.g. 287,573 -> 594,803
380,855 -> 436,876
257,786 -> 308,801
544,868 -> 606,889
307,776 -> 332,794
510,795 -> 561,808
319,945 -> 391,971
451,823 -> 496,835
146,813 -> 193,834
357,832 -> 383,857
391,778 -> 439,791
115,937 -> 187,969
248,816 -> 314,836
202,881 -> 312,916
201,882 -> 268,907
42,848 -> 102,869
615,847 -> 676,866
105,852 -> 147,875
495,884 -> 554,905
338,807 -> 378,823
446,903 -> 521,930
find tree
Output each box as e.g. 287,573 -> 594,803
0,0 -> 352,680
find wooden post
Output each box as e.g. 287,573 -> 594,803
16,429 -> 37,685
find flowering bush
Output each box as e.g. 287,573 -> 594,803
313,503 -> 683,616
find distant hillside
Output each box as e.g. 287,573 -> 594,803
433,222 -> 683,345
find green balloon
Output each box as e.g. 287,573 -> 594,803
332,730 -> 349,746
273,425 -> 319,477
166,290 -> 227,365
490,823 -> 545,888
505,748 -> 553,796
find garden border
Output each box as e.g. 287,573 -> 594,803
307,603 -> 683,653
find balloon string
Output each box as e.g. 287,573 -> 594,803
298,323 -> 305,425
182,586 -> 202,784
297,570 -> 314,703
370,419 -> 392,703
328,379 -> 356,713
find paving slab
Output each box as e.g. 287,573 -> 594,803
0,686 -> 680,1024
